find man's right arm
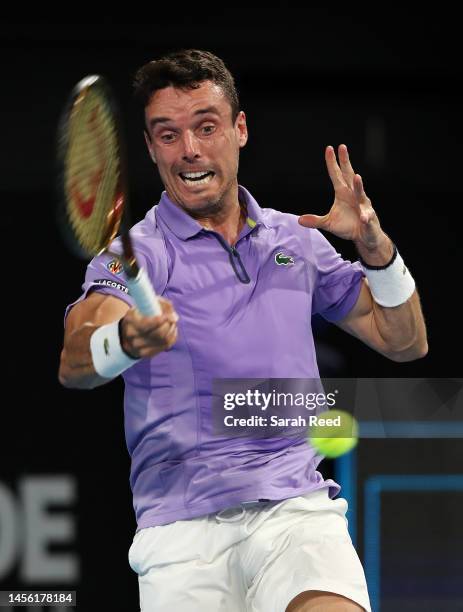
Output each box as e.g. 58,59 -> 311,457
58,292 -> 178,390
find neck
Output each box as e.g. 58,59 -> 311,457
197,200 -> 246,245
173,183 -> 246,246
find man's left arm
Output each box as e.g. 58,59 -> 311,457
335,275 -> 428,363
299,144 -> 428,362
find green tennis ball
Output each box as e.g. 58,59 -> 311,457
309,409 -> 358,458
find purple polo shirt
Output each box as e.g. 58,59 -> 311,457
65,185 -> 364,528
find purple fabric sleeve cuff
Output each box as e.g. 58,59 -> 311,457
321,268 -> 364,323
63,284 -> 135,326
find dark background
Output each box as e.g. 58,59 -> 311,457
1,13 -> 461,611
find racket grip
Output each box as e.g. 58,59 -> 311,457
126,267 -> 162,317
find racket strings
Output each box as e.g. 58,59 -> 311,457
65,88 -> 120,256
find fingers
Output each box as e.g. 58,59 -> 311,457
353,174 -> 375,223
359,205 -> 376,224
298,213 -> 330,230
135,320 -> 178,358
326,144 -> 358,189
325,145 -> 349,190
158,297 -> 177,318
354,173 -> 365,200
121,297 -> 180,358
130,297 -> 178,330
338,144 -> 356,189
163,320 -> 178,349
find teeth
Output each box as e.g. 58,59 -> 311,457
182,171 -> 210,179
183,173 -> 214,186
180,170 -> 214,186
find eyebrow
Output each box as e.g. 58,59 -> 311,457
148,106 -> 222,130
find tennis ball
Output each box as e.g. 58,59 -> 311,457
308,409 -> 358,458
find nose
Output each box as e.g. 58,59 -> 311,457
181,130 -> 200,162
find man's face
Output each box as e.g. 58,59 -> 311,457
144,81 -> 248,216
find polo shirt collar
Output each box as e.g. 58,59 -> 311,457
239,185 -> 270,231
156,185 -> 269,241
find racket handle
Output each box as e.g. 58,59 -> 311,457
126,267 -> 162,317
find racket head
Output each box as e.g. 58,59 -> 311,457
56,75 -> 128,261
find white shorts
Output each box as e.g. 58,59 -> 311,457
128,488 -> 371,612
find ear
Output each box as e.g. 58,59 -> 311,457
144,130 -> 157,164
235,111 -> 248,148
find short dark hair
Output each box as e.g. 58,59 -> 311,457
133,49 -> 240,123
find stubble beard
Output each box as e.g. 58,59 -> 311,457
181,176 -> 237,221
185,197 -> 226,220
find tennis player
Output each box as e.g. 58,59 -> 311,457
59,50 -> 427,611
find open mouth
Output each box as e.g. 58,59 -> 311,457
179,171 -> 215,186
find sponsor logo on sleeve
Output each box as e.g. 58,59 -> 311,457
107,258 -> 124,275
94,279 -> 129,293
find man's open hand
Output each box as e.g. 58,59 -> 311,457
298,144 -> 389,252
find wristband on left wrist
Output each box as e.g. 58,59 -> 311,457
358,245 -> 416,307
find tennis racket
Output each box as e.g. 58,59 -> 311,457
56,74 -> 161,317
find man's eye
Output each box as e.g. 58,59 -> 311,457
201,125 -> 215,135
160,133 -> 176,142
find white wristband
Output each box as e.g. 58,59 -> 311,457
360,246 -> 416,307
90,320 -> 139,379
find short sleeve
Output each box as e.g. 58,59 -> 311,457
63,247 -> 139,324
310,230 -> 365,322
63,206 -> 170,326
